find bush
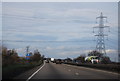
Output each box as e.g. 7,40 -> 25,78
74,55 -> 86,63
100,56 -> 111,64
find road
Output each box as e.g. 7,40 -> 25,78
15,61 -> 119,80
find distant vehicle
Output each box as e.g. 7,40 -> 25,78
45,60 -> 49,63
91,56 -> 99,64
85,56 -> 111,64
74,60 -> 82,64
85,56 -> 99,64
85,56 -> 96,63
56,59 -> 62,64
51,58 -> 55,62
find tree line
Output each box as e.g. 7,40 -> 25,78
2,46 -> 44,67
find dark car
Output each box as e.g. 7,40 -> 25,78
56,59 -> 62,64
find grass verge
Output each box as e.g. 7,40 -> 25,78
2,60 -> 43,79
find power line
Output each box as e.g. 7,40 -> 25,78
2,30 -> 93,34
3,14 -> 90,22
2,40 -> 93,43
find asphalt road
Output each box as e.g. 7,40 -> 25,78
14,61 -> 119,80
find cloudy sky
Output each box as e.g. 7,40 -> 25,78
2,2 -> 118,62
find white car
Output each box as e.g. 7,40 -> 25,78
91,57 -> 99,64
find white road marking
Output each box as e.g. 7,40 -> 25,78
67,65 -> 70,66
64,64 -> 119,75
26,61 -> 45,81
68,69 -> 71,71
75,72 -> 79,75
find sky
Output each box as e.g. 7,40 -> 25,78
1,2 -> 118,62
1,0 -> 119,2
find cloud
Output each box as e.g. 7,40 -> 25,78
3,3 -> 117,42
44,45 -> 89,58
2,2 -> 118,62
59,51 -> 81,56
84,50 -> 93,53
45,45 -> 81,51
106,49 -> 117,54
84,49 -> 118,54
3,6 -> 35,17
2,5 -> 111,24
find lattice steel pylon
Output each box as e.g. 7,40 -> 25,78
26,46 -> 29,54
93,12 -> 110,56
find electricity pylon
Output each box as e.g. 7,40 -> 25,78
26,46 -> 29,54
93,12 -> 110,56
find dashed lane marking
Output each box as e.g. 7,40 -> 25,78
75,72 -> 79,75
64,64 -> 119,75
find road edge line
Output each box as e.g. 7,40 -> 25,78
26,61 -> 45,81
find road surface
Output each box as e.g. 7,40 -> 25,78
15,61 -> 119,80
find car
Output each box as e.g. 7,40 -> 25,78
91,56 -> 111,64
85,56 -> 100,64
91,56 -> 99,64
45,60 -> 49,63
55,59 -> 62,64
85,56 -> 96,63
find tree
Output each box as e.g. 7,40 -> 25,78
41,55 -> 45,61
64,57 -> 72,63
88,50 -> 103,57
2,47 -> 20,66
10,49 -> 19,63
100,56 -> 111,64
30,49 -> 41,62
74,54 -> 86,63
